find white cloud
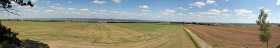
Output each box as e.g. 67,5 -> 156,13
191,1 -> 206,8
67,8 -> 76,10
39,6 -> 136,17
264,9 -> 272,14
92,0 -> 106,4
178,7 -> 189,10
138,5 -> 150,12
67,0 -> 73,4
112,0 -> 122,4
225,0 -> 229,2
44,9 -> 55,13
234,9 -> 253,16
208,9 -> 228,15
160,9 -> 177,16
189,9 -> 230,18
192,12 -> 208,18
31,0 -> 38,3
207,0 -> 216,4
277,0 -> 280,6
258,7 -> 271,12
80,8 -> 89,11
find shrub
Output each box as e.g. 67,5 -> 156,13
256,9 -> 271,48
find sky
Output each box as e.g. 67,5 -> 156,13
1,0 -> 280,23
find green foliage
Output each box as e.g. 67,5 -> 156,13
256,9 -> 271,48
259,31 -> 271,43
0,22 -> 49,48
0,23 -> 22,48
0,0 -> 34,15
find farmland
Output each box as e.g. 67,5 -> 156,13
1,21 -> 195,48
187,25 -> 280,48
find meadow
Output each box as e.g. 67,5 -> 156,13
2,21 -> 196,48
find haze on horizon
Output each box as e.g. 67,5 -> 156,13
0,0 -> 280,23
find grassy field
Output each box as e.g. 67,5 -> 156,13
2,21 -> 196,48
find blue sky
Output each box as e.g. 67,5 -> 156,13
2,0 -> 280,23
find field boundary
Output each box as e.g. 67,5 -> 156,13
184,28 -> 212,48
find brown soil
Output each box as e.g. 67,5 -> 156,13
187,25 -> 280,48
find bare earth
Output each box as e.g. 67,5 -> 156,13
187,25 -> 280,48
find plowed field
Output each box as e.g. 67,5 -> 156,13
187,25 -> 280,48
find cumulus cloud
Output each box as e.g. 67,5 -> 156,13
92,0 -> 106,4
234,9 -> 253,16
191,12 -> 208,18
138,5 -> 150,12
39,6 -> 136,17
178,7 -> 189,10
67,8 -> 76,10
159,9 -> 177,16
80,8 -> 89,11
277,0 -> 280,6
190,9 -> 230,18
112,0 -> 122,4
208,9 -> 228,15
225,0 -> 229,2
44,9 -> 55,13
191,1 -> 206,8
67,0 -> 73,4
31,0 -> 38,3
264,9 -> 271,14
207,0 -> 216,4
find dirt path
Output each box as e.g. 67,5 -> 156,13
184,27 -> 212,48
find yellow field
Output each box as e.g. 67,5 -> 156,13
2,21 -> 196,48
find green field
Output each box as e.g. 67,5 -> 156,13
2,21 -> 195,48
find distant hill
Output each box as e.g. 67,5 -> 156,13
0,18 -> 166,23
0,18 -> 279,27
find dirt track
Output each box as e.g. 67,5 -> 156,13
188,25 -> 280,48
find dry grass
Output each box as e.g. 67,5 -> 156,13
2,21 -> 196,48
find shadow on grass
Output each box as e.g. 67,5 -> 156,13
0,23 -> 49,48
21,39 -> 49,48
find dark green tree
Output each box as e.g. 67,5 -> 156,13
0,0 -> 34,15
0,0 -> 48,48
256,9 -> 271,48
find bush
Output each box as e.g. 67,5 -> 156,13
21,40 -> 49,48
0,23 -> 22,48
0,23 -> 49,48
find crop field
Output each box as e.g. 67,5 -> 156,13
187,25 -> 280,48
1,21 -> 195,48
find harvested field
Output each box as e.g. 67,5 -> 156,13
2,21 -> 196,48
187,25 -> 280,48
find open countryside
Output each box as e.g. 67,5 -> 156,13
1,0 -> 280,48
2,21 -> 196,48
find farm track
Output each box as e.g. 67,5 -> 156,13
184,27 -> 212,48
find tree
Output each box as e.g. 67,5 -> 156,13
256,9 -> 271,48
0,0 -> 34,15
0,0 -> 35,48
